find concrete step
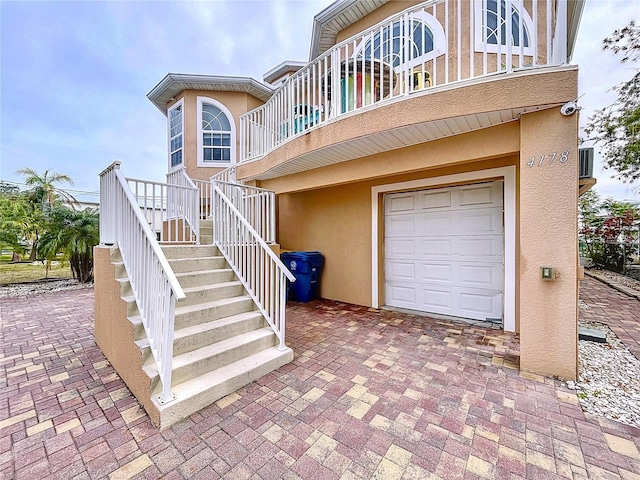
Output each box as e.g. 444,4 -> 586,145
174,295 -> 257,330
162,244 -> 220,259
175,268 -> 236,288
136,311 -> 266,358
168,256 -> 228,274
144,327 -> 277,386
180,281 -> 246,308
153,346 -> 293,428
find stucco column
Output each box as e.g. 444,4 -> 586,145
519,108 -> 579,380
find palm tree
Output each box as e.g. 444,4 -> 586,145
16,167 -> 77,210
16,167 -> 78,260
38,207 -> 99,283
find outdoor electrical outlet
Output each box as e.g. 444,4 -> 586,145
541,266 -> 555,280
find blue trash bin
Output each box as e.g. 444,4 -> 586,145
281,251 -> 324,302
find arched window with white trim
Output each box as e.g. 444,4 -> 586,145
356,11 -> 446,72
474,0 -> 534,54
197,97 -> 236,167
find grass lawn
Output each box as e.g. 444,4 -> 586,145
0,255 -> 73,285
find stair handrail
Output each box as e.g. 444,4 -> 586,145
167,167 -> 212,222
99,161 -> 183,405
212,183 -> 295,350
126,176 -> 200,244
213,180 -> 276,244
210,165 -> 237,184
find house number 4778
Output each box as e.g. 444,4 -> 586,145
527,151 -> 569,167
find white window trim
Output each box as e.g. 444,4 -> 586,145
167,98 -> 184,173
354,10 -> 447,73
371,166 -> 516,332
197,96 -> 236,168
474,0 -> 535,55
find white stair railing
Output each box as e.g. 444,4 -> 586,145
212,184 -> 295,350
167,167 -> 212,221
127,176 -> 200,243
99,161 -> 184,404
214,181 -> 276,244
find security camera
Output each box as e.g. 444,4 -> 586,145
560,102 -> 577,116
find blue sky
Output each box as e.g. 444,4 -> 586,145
1,0 -> 638,203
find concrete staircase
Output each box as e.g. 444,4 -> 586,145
116,242 -> 293,428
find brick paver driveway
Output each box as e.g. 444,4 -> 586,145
1,279 -> 639,479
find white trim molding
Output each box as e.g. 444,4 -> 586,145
371,166 -> 516,332
197,96 -> 237,168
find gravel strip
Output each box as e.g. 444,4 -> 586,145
569,318 -> 640,429
589,267 -> 640,292
0,279 -> 93,298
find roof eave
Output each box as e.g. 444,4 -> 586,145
566,0 -> 587,62
146,73 -> 275,114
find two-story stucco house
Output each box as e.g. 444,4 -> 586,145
95,0 -> 591,427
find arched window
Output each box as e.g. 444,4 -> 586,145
475,0 -> 533,54
356,11 -> 446,71
197,97 -> 235,166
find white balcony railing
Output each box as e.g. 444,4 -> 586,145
99,162 -> 184,404
240,0 -> 567,161
212,184 -> 295,350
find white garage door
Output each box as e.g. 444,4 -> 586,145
384,181 -> 503,321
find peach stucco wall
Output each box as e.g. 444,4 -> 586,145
94,246 -> 159,426
166,91 -> 265,182
518,108 -> 579,380
277,153 -> 517,308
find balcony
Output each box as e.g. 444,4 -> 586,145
240,0 -> 572,167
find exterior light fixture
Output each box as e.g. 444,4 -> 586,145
541,266 -> 555,280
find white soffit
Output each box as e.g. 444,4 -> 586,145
147,73 -> 274,114
309,0 -> 389,61
247,105 -> 560,181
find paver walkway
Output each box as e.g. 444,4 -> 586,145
1,280 -> 639,479
580,276 -> 640,361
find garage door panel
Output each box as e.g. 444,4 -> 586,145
456,209 -> 502,235
386,239 -> 416,256
386,216 -> 415,236
386,193 -> 415,213
458,264 -> 502,289
420,287 -> 453,311
418,239 -> 453,256
386,261 -> 416,280
387,285 -> 416,306
419,263 -> 452,283
458,291 -> 503,318
458,237 -> 502,258
415,212 -> 453,235
418,190 -> 452,209
458,183 -> 498,206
